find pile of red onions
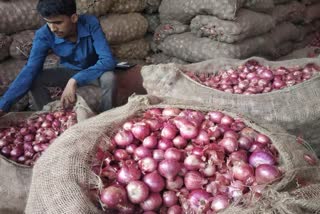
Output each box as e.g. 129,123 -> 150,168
93,107 -> 283,213
0,111 -> 77,166
184,60 -> 320,94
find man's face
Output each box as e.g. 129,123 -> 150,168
43,14 -> 77,38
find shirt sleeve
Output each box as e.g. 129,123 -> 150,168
0,30 -> 50,112
72,17 -> 116,86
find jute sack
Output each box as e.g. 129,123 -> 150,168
0,96 -> 94,214
146,53 -> 188,64
145,0 -> 162,14
109,0 -> 147,13
274,0 -> 296,4
271,1 -> 306,24
244,0 -> 274,12
77,86 -> 102,114
9,30 -> 35,60
0,59 -> 27,96
100,13 -> 148,45
144,14 -> 160,33
159,0 -> 245,24
0,34 -> 12,62
279,47 -> 320,60
111,38 -> 150,59
76,0 -> 112,17
0,0 -> 44,34
305,3 -> 320,23
141,57 -> 320,154
158,32 -> 273,62
25,95 -> 320,214
153,21 -> 189,43
190,10 -> 275,43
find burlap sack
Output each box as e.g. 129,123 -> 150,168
244,0 -> 274,12
144,14 -> 160,33
0,0 -> 44,34
272,1 -> 306,24
9,30 -> 35,60
279,47 -> 320,60
305,3 -> 320,23
274,0 -> 296,4
109,0 -> 147,13
0,59 -> 27,96
145,0 -> 162,14
153,21 -> 189,43
0,96 -> 94,214
301,0 -> 320,5
190,10 -> 275,43
76,0 -> 112,17
159,0 -> 245,24
111,38 -> 150,59
146,53 -> 188,64
25,95 -> 320,214
0,34 -> 12,62
141,57 -> 320,155
100,13 -> 148,45
77,86 -> 102,114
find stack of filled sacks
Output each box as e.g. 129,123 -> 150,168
148,0 -> 316,64
0,0 -> 56,112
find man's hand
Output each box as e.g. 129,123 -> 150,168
0,110 -> 6,118
60,78 -> 77,109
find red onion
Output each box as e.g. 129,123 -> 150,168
161,123 -> 178,140
194,130 -> 210,145
178,123 -> 198,140
208,111 -> 224,123
134,146 -> 152,160
122,121 -> 134,131
163,191 -> 178,207
211,195 -> 229,212
224,130 -> 239,139
184,154 -> 205,170
184,171 -> 208,190
152,149 -> 165,161
166,176 -> 183,190
228,150 -> 248,165
131,123 -> 150,140
162,108 -> 181,117
249,151 -> 275,168
238,136 -> 252,150
304,154 -> 317,165
0,139 -> 8,148
140,193 -> 162,211
188,189 -> 211,212
232,162 -> 254,183
143,136 -> 158,149
126,144 -> 137,154
117,164 -> 141,184
167,205 -> 182,214
200,164 -> 216,177
218,137 -> 239,153
143,171 -> 165,192
255,164 -> 281,184
126,180 -> 149,204
114,130 -> 134,147
172,136 -> 187,148
164,148 -> 183,161
158,159 -> 181,180
114,149 -> 130,161
255,134 -> 271,145
139,157 -> 158,173
100,185 -> 127,208
158,139 -> 173,150
144,119 -> 163,131
146,108 -> 162,116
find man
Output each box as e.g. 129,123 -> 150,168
0,0 -> 117,117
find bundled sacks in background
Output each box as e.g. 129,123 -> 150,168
0,0 -> 44,34
25,95 -> 320,214
190,9 -> 275,43
111,38 -> 150,59
0,34 -> 12,62
244,0 -> 274,12
76,0 -> 113,17
305,2 -> 320,23
271,1 -> 306,24
141,57 -> 320,155
9,30 -> 35,60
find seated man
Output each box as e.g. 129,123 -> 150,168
0,0 -> 117,117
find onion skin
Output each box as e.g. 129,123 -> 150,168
140,193 -> 163,211
100,185 -> 127,208
126,181 -> 149,204
255,164 -> 281,184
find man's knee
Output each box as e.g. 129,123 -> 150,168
99,71 -> 116,88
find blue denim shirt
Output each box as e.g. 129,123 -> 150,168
0,14 -> 116,112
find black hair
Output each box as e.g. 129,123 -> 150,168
36,0 -> 76,17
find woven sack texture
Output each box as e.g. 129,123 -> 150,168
272,1 -> 306,24
109,0 -> 147,13
305,3 -> 320,23
244,0 -> 274,12
144,14 -> 160,33
146,53 -> 188,64
279,47 -> 320,60
153,21 -> 189,43
274,0 -> 296,4
301,0 -> 319,5
0,34 -> 12,62
0,59 -> 27,96
77,85 -> 102,114
190,9 -> 275,43
76,0 -> 112,17
25,95 -> 320,214
159,0 -> 245,24
9,30 -> 35,60
141,57 -> 320,154
0,0 -> 44,34
145,0 -> 162,14
111,38 -> 150,59
0,96 -> 94,214
100,13 -> 148,45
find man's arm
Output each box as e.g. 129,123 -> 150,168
0,30 -> 50,112
71,16 -> 116,87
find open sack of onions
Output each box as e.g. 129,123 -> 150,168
0,95 -> 94,214
141,57 -> 320,155
25,95 -> 320,214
